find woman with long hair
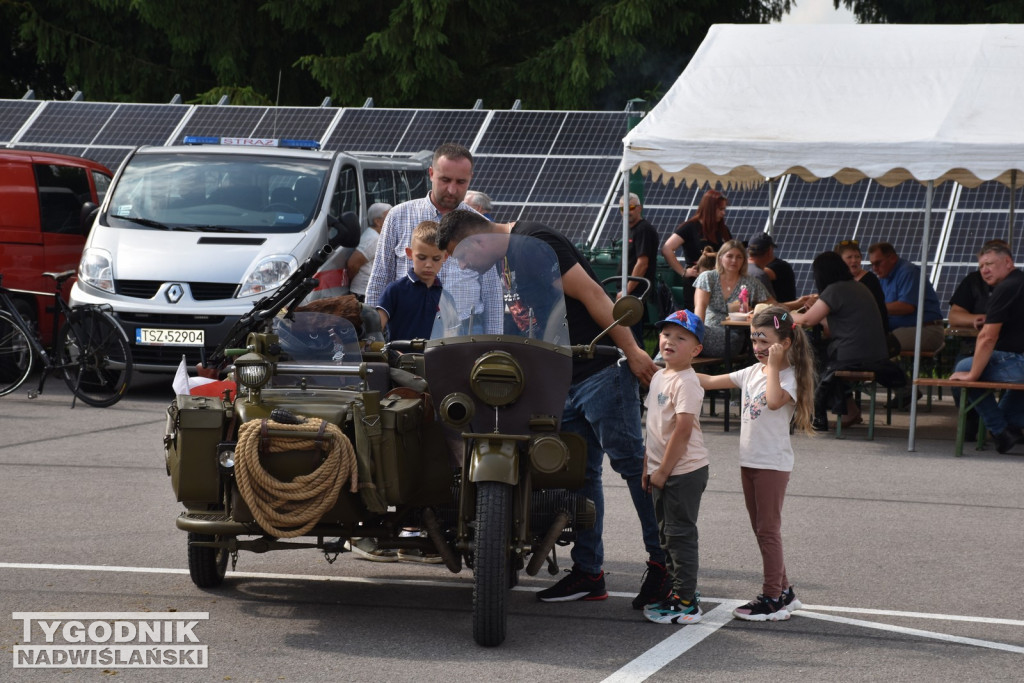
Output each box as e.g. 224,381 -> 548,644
692,240 -> 770,357
662,190 -> 732,280
794,251 -> 904,431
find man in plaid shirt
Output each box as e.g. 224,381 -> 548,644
366,143 -> 502,335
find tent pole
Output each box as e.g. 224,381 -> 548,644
621,169 -> 630,295
767,178 -> 775,232
908,180 -> 933,451
1010,170 -> 1017,249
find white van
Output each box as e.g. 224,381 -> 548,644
70,137 -> 429,371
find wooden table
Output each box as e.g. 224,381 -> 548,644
946,325 -> 980,339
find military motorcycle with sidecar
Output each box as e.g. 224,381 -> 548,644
163,233 -> 644,646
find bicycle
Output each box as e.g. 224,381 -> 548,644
0,270 -> 133,407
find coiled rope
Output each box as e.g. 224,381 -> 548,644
235,417 -> 357,538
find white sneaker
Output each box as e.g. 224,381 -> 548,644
346,537 -> 398,562
398,549 -> 444,564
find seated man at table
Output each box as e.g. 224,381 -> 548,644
947,239 -> 1007,436
948,239 -> 1008,350
747,232 -> 795,302
949,241 -> 1024,454
867,242 -> 945,355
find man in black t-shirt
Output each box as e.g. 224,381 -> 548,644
620,193 -> 660,292
949,241 -> 1024,453
748,232 -> 797,303
947,240 -> 1008,356
619,193 -> 660,344
438,209 -> 671,609
945,241 -> 1004,437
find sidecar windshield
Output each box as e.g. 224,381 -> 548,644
437,233 -> 568,345
270,311 -> 362,387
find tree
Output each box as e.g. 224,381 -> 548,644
838,0 -> 1024,24
3,0 -> 795,107
0,0 -> 324,103
296,0 -> 794,109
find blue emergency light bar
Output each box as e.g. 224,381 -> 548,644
182,136 -> 321,150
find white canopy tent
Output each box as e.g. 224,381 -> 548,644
620,23 -> 1024,450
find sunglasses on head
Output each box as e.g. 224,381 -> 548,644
838,239 -> 859,247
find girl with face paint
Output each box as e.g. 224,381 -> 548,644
696,305 -> 816,622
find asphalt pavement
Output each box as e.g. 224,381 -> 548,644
1,374 -> 1021,681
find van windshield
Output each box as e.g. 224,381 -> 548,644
105,152 -> 331,233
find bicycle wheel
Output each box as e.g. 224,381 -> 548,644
59,309 -> 133,406
0,311 -> 34,396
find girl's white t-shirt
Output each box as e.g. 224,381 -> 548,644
728,363 -> 798,472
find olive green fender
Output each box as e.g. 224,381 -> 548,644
467,437 -> 520,485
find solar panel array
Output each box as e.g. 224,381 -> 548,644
2,98 -> 1020,310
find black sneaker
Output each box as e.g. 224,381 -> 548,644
632,560 -> 671,609
780,585 -> 803,613
643,594 -> 702,624
812,416 -> 829,432
732,594 -> 790,622
994,426 -> 1023,454
537,566 -> 608,602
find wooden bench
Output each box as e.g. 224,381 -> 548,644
914,378 -> 1024,456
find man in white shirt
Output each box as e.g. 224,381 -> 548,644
365,143 -> 502,334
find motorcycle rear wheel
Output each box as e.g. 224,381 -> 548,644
187,532 -> 229,588
472,482 -> 511,646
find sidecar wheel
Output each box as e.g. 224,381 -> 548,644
472,482 -> 511,647
187,532 -> 228,588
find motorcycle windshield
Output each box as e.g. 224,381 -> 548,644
436,233 -> 569,345
270,311 -> 362,387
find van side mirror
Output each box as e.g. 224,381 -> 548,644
79,202 -> 99,237
328,211 -> 361,249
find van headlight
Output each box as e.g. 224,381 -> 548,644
238,255 -> 298,298
78,248 -> 114,293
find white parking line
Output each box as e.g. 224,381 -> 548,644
793,610 -> 1024,654
788,603 -> 1024,627
3,562 -> 1022,664
601,602 -> 741,683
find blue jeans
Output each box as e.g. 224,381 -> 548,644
953,352 -> 1024,435
562,362 -> 664,574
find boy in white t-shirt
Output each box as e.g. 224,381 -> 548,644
641,309 -> 710,625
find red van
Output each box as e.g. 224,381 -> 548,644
0,150 -> 112,342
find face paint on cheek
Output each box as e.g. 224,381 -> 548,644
750,330 -> 771,360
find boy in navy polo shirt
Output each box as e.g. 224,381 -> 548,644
376,220 -> 445,341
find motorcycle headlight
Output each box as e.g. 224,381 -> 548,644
470,351 -> 523,407
233,353 -> 272,390
238,255 -> 298,298
78,248 -> 114,293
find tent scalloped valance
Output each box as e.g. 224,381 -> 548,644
628,161 -> 1021,190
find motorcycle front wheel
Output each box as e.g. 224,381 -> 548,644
472,481 -> 511,646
